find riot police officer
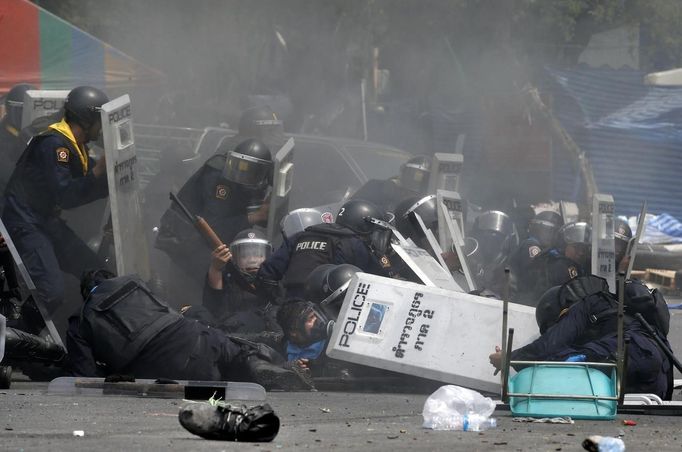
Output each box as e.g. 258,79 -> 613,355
1,83 -> 35,208
2,86 -> 109,320
351,155 -> 432,212
490,276 -> 672,399
257,199 -> 394,298
66,270 -> 312,390
510,210 -> 563,303
183,228 -> 280,336
156,138 -> 273,291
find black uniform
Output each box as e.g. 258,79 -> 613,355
511,282 -> 671,398
510,237 -> 545,304
66,275 -> 246,380
0,118 -> 26,211
528,249 -> 586,303
156,154 -> 266,282
2,126 -> 108,313
257,223 -> 393,298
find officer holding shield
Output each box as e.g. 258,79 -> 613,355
2,86 -> 109,321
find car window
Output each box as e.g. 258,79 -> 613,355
343,144 -> 409,181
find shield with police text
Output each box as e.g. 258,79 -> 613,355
428,153 -> 464,194
626,201 -> 647,279
266,137 -> 295,244
0,219 -> 63,348
437,199 -> 476,291
101,95 -> 150,280
591,193 -> 616,290
21,90 -> 69,130
326,273 -> 538,394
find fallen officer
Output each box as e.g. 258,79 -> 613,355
65,269 -> 312,391
489,275 -> 673,399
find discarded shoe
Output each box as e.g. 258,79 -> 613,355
178,401 -> 280,442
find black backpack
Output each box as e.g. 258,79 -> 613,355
623,279 -> 670,337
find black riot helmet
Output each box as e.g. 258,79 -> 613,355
280,208 -> 331,241
3,83 -> 35,129
555,222 -> 591,251
399,155 -> 432,193
304,264 -> 361,321
336,199 -> 385,235
230,228 -> 272,281
528,210 -> 563,249
64,86 -> 109,131
238,105 -> 284,136
394,194 -> 438,245
276,299 -> 331,346
223,138 -> 273,189
614,218 -> 633,263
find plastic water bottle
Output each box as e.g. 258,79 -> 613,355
582,435 -> 625,452
461,415 -> 497,432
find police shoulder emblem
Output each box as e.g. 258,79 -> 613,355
56,147 -> 69,163
215,184 -> 229,200
380,255 -> 391,268
568,266 -> 578,279
528,245 -> 541,258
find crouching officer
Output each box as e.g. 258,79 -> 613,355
256,199 -> 395,299
489,276 -> 672,399
156,139 -> 273,287
2,86 -> 109,321
66,270 -> 312,390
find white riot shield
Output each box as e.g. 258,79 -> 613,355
560,200 -> 579,224
436,190 -> 465,245
326,273 -> 538,394
439,201 -> 476,291
21,90 -> 69,129
391,243 -> 463,292
101,95 -> 150,280
266,138 -> 295,244
626,201 -> 648,279
428,153 -> 464,194
591,194 -> 616,290
0,219 -> 63,348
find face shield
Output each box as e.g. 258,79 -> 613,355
293,303 -> 330,346
230,238 -> 272,275
528,219 -> 559,248
223,151 -> 272,188
5,99 -> 24,130
364,216 -> 394,255
399,164 -> 430,193
280,208 -> 325,240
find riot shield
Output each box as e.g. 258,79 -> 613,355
438,200 -> 476,291
21,90 -> 68,129
591,193 -> 616,290
266,138 -> 295,244
436,190 -> 465,245
626,201 -> 648,279
0,219 -> 63,348
326,273 -> 538,394
100,95 -> 150,280
391,242 -> 464,292
559,200 -> 579,224
427,152 -> 464,194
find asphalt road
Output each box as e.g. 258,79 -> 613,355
1,382 -> 681,452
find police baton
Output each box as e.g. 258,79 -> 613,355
169,192 -> 224,250
633,312 -> 682,373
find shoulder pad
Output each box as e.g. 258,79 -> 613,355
205,154 -> 227,170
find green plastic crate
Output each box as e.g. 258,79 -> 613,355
508,363 -> 617,420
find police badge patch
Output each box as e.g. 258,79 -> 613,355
528,245 -> 541,258
380,256 -> 391,268
568,266 -> 578,279
215,184 -> 229,200
321,212 -> 333,223
56,148 -> 69,163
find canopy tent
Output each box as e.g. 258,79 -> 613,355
0,0 -> 165,95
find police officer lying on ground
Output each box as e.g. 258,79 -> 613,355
256,199 -> 396,299
489,276 -> 673,399
156,138 -> 273,285
66,269 -> 312,390
2,86 -> 109,327
510,210 -> 563,305
182,228 -> 282,338
351,155 -> 432,213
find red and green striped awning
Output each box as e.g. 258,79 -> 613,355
0,0 -> 165,94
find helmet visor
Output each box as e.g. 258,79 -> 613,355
400,166 -> 429,192
223,152 -> 271,187
230,238 -> 272,273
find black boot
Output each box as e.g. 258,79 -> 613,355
178,401 -> 280,442
4,327 -> 66,363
